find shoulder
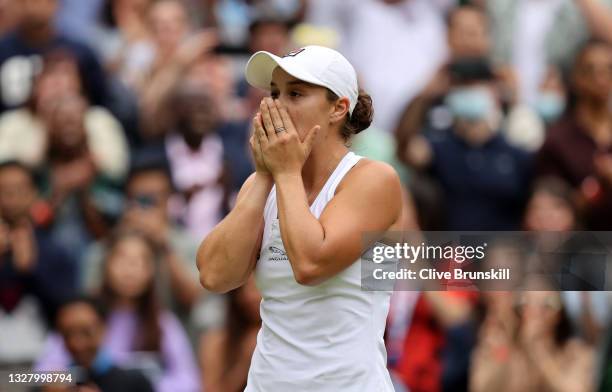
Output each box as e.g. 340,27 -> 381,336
338,158 -> 402,194
335,158 -> 403,218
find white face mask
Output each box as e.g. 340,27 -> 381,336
445,87 -> 501,131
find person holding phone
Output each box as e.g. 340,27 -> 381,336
197,45 -> 403,391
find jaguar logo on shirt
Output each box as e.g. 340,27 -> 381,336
269,246 -> 289,262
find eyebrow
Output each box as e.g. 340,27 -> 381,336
270,80 -> 311,88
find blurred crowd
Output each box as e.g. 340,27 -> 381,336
0,0 -> 611,391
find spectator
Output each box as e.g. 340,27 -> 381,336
486,0 -> 612,106
83,158 -> 204,331
524,177 -> 578,232
524,177 -> 610,345
200,276 -> 261,392
91,0 -> 155,89
36,230 -> 201,392
165,82 -> 251,238
400,60 -> 533,230
0,0 -> 18,36
470,290 -> 595,392
504,66 -> 568,152
39,94 -> 125,263
236,15 -> 293,119
202,0 -> 305,48
52,296 -> 154,392
395,4 -> 492,160
0,0 -> 109,111
0,51 -> 129,181
537,39 -> 612,230
387,291 -> 478,392
0,160 -> 77,367
138,0 -> 218,142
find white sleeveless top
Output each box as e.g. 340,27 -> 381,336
245,152 -> 395,392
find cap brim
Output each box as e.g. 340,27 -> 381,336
245,51 -> 325,91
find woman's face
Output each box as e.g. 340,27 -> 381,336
573,43 -> 612,102
518,291 -> 562,331
524,191 -> 575,232
149,0 -> 188,50
106,237 -> 155,300
270,67 -> 345,142
34,60 -> 81,115
47,96 -> 87,150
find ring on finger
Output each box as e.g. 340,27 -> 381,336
274,126 -> 287,134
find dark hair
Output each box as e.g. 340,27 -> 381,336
55,295 -> 108,327
326,89 -> 374,140
0,159 -> 36,184
248,16 -> 292,36
565,38 -> 612,112
554,305 -> 574,346
529,177 -> 575,209
445,4 -> 488,29
126,151 -> 174,192
101,230 -> 162,352
27,49 -> 84,114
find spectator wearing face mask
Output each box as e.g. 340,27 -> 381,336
395,4 -> 552,155
395,5 -> 493,155
537,39 -> 612,230
400,60 -> 533,231
0,161 -> 77,368
36,230 -> 201,392
502,65 -> 569,152
52,296 -> 154,392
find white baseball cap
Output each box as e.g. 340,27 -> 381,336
245,45 -> 359,115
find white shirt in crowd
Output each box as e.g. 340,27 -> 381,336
306,0 -> 452,133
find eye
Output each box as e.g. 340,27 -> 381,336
289,91 -> 301,98
270,91 -> 280,99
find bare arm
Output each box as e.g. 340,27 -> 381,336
274,162 -> 402,285
164,249 -> 203,308
196,172 -> 272,293
254,98 -> 402,285
394,68 -> 448,168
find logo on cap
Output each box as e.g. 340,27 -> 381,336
282,48 -> 306,58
